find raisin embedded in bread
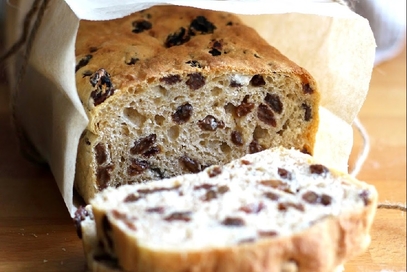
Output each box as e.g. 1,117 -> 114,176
87,147 -> 377,272
74,5 -> 320,203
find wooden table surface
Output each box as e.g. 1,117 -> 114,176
0,48 -> 405,272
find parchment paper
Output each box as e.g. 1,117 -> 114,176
4,0 -> 376,217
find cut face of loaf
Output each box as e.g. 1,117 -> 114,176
77,203 -> 348,272
87,147 -> 377,272
77,207 -> 345,272
74,5 -> 320,203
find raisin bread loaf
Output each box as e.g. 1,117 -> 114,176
74,5 -> 320,203
82,147 -> 377,272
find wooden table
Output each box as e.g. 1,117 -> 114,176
0,49 -> 405,272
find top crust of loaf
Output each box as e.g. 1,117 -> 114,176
75,5 -> 316,120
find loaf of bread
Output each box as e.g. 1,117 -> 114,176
74,5 -> 320,203
75,147 -> 377,272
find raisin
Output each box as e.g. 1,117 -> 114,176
230,80 -> 242,88
160,74 -> 181,85
310,164 -> 329,175
194,183 -> 215,190
186,73 -> 205,90
179,155 -> 201,173
96,164 -> 114,190
90,88 -> 114,106
198,115 -> 225,131
303,83 -> 314,94
241,160 -> 251,165
165,27 -> 190,47
207,166 -> 222,177
186,60 -> 202,68
164,212 -> 192,222
111,210 -> 127,220
146,207 -> 165,213
258,104 -> 276,127
249,140 -> 264,154
222,217 -> 245,226
260,179 -> 285,188
75,54 -> 92,72
250,75 -> 266,87
89,69 -> 115,106
73,206 -> 89,239
278,168 -> 292,180
359,190 -> 371,206
239,202 -> 265,214
302,191 -> 332,206
302,191 -> 319,204
261,180 -> 291,193
90,68 -> 112,88
125,57 -> 139,65
132,19 -> 152,33
258,230 -> 278,237
118,214 -> 137,234
172,103 -> 193,124
137,185 -> 180,195
202,190 -> 217,201
123,194 -> 141,203
127,158 -> 149,176
142,146 -> 161,157
264,93 -> 283,114
301,147 -> 312,155
302,103 -> 312,121
189,16 -> 216,34
130,134 -> 157,155
217,185 -> 229,194
278,202 -> 305,212
231,131 -> 244,146
264,192 -> 280,201
235,95 -> 254,117
209,48 -> 221,56
123,221 -> 137,231
320,194 -> 332,206
226,21 -> 233,26
137,185 -> 181,195
95,143 -> 107,164
212,40 -> 222,49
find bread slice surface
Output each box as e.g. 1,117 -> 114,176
86,147 -> 377,272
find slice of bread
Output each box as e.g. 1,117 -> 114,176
74,5 -> 320,203
77,147 -> 377,272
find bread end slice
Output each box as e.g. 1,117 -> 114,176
81,147 -> 377,272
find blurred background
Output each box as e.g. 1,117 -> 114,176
353,0 -> 406,65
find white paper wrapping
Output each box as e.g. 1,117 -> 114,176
4,0 -> 376,217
